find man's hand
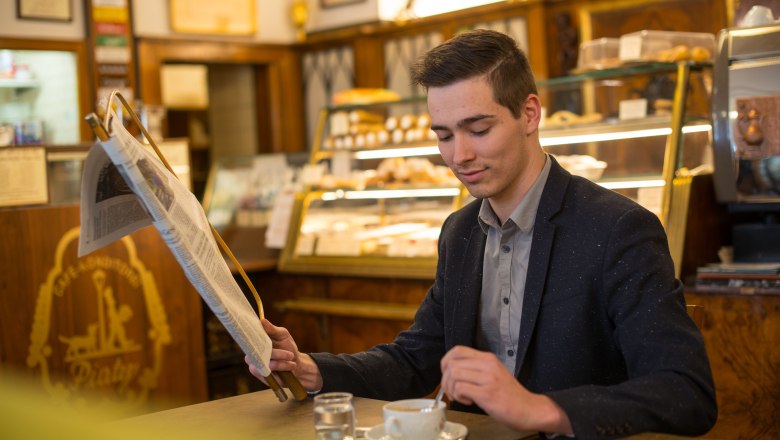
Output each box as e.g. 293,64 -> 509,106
440,345 -> 573,435
245,319 -> 323,392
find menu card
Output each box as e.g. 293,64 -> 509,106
0,146 -> 48,207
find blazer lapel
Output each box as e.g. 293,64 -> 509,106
514,159 -> 569,374
449,222 -> 486,349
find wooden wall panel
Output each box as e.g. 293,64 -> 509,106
579,0 -> 728,40
685,290 -> 780,439
0,206 -> 207,413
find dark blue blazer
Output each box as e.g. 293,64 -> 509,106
312,158 -> 717,439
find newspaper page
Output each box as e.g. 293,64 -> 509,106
78,113 -> 272,377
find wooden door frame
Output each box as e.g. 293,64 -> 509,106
136,38 -> 305,153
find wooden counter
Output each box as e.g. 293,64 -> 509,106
0,205 -> 208,411
684,288 -> 780,439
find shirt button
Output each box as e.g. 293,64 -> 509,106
507,349 -> 515,357
503,297 -> 509,305
501,245 -> 510,253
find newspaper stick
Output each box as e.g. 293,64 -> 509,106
86,94 -> 306,402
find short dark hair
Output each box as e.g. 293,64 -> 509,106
410,29 -> 537,118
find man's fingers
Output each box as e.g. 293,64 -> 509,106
261,319 -> 290,340
271,347 -> 295,361
448,381 -> 480,406
269,358 -> 296,372
246,359 -> 267,383
441,346 -> 507,409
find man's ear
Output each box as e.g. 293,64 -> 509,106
523,94 -> 542,134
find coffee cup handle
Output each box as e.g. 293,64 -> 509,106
386,416 -> 404,439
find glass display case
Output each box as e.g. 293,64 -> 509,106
279,98 -> 468,278
279,62 -> 712,278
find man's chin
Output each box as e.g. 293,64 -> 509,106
463,185 -> 488,200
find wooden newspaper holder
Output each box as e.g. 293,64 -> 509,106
85,91 -> 306,402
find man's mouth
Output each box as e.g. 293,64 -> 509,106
458,168 -> 485,184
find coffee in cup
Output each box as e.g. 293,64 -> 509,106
382,398 -> 445,440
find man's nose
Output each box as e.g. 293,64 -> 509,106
451,136 -> 476,164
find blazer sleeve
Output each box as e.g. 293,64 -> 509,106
308,216 -> 456,400
546,206 -> 717,438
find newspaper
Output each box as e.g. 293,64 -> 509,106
78,112 -> 272,378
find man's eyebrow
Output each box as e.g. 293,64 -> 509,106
430,114 -> 494,132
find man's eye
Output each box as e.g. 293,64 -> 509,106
472,128 -> 489,136
437,133 -> 452,142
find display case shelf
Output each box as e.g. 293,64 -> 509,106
0,78 -> 39,89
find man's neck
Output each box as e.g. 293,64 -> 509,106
489,148 -> 546,224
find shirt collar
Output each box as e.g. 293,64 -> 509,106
478,154 -> 552,235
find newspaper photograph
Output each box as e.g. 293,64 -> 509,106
78,112 -> 273,378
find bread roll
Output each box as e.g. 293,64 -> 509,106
385,116 -> 399,131
417,113 -> 431,129
690,46 -> 711,62
400,114 -> 417,130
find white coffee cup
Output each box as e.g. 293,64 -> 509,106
382,398 -> 446,440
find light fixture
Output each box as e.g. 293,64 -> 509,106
540,123 -> 711,147
291,0 -> 308,42
321,187 -> 461,201
598,179 -> 665,189
354,145 -> 439,160
380,0 -> 505,23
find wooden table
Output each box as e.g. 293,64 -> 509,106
116,389 -> 700,440
116,389 -> 528,439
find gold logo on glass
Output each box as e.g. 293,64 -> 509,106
27,227 -> 171,406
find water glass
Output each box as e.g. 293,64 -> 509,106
313,392 -> 355,440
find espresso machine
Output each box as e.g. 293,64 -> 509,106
712,23 -> 780,261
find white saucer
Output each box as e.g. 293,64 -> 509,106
364,421 -> 468,440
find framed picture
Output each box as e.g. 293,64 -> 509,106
320,0 -> 365,8
170,0 -> 256,35
16,0 -> 72,22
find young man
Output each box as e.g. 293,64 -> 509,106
248,29 -> 717,438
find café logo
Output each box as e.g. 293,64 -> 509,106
27,227 -> 171,406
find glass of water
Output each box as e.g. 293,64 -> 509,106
313,392 -> 355,440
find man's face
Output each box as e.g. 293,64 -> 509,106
428,76 -> 537,209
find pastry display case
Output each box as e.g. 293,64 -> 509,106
279,97 -> 468,279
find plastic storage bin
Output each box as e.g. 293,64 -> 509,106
618,30 -> 716,63
577,38 -> 620,71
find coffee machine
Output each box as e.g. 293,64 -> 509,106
712,23 -> 780,262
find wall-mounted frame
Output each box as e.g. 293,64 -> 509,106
320,0 -> 365,9
17,0 -> 72,22
170,0 -> 256,35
